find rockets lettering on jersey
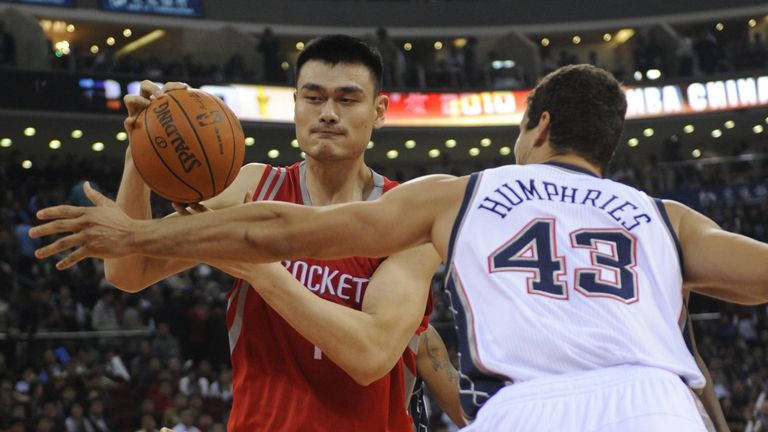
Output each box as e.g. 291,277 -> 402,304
282,260 -> 370,305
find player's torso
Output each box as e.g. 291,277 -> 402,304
447,162 -> 704,419
226,162 -> 416,432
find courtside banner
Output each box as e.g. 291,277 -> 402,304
194,75 -> 768,127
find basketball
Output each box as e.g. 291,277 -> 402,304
129,88 -> 245,203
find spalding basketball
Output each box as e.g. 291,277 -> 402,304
130,88 -> 245,203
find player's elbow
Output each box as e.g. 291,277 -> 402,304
349,351 -> 396,387
104,262 -> 147,293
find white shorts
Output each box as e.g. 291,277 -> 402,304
462,365 -> 709,432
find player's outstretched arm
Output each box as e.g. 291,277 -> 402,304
31,175 -> 466,269
665,200 -> 768,304
416,324 -> 467,427
219,244 -> 440,386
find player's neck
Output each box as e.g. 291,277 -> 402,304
541,154 -> 603,177
304,157 -> 373,206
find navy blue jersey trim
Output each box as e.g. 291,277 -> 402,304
543,161 -> 601,178
654,198 -> 685,278
446,172 -> 481,271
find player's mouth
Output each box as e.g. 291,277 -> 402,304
311,127 -> 345,138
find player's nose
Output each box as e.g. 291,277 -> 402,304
319,102 -> 340,123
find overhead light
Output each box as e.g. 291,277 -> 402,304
724,120 -> 735,129
123,28 -> 132,37
633,71 -> 643,81
428,149 -> 441,158
572,35 -> 581,45
480,138 -> 492,147
92,142 -> 105,152
0,138 -> 12,147
445,139 -> 457,148
403,42 -> 413,51
627,138 -> 639,147
453,38 -> 468,48
115,29 -> 166,59
281,61 -> 289,71
66,24 -> 75,33
646,69 -> 661,80
499,146 -> 511,156
715,22 -> 724,32
22,160 -> 32,169
267,149 -> 279,159
692,149 -> 702,158
24,127 -> 36,137
614,28 -> 635,44
386,149 -> 399,159
683,124 -> 695,134
367,141 -> 375,149
541,37 -> 550,47
603,33 -> 612,42
116,131 -> 128,141
49,139 -> 62,149
469,147 -> 480,157
749,19 -> 758,28
434,41 -> 443,50
90,45 -> 99,54
291,139 -> 299,148
106,37 -> 116,46
404,139 -> 416,149
244,137 -> 255,146
711,129 -> 722,138
300,151 -> 306,159
643,128 -> 654,137
754,125 -> 765,134
296,41 -> 304,51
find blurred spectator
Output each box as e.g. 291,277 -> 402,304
258,27 -> 283,83
91,290 -> 119,331
152,322 -> 181,361
65,403 -> 95,432
172,408 -> 200,432
374,28 -> 405,88
0,21 -> 15,66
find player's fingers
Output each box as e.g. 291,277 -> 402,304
34,205 -> 87,222
243,190 -> 254,204
55,246 -> 90,270
162,81 -> 188,93
160,428 -> 174,432
189,203 -> 210,213
124,94 -> 150,118
34,232 -> 84,260
172,202 -> 191,215
140,79 -> 163,99
83,181 -> 115,207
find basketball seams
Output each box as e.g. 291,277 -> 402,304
209,95 -> 240,190
167,91 -> 218,196
136,107 -> 203,202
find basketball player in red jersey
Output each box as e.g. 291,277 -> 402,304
97,36 -> 442,431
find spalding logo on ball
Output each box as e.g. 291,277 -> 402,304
130,88 -> 245,203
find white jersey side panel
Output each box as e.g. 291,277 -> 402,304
446,163 -> 703,419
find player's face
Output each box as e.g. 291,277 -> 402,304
294,60 -> 387,162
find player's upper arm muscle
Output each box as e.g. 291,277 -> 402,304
666,200 -> 768,302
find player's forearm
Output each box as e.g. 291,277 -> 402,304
104,151 -> 156,291
241,265 -> 406,385
132,201 -> 335,263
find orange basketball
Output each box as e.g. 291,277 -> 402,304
130,88 -> 245,203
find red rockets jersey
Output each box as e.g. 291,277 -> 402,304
226,162 -> 432,431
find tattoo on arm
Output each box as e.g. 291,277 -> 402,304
424,330 -> 459,384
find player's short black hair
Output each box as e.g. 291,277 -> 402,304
525,64 -> 627,171
295,34 -> 384,95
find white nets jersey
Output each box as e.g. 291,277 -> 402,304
446,162 -> 704,419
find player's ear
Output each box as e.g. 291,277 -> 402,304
373,93 -> 389,129
533,111 -> 551,148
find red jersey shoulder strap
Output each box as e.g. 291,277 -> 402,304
252,164 -> 289,202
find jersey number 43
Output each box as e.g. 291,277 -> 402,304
488,218 -> 638,303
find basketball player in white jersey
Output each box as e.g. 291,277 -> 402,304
31,64 -> 768,431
